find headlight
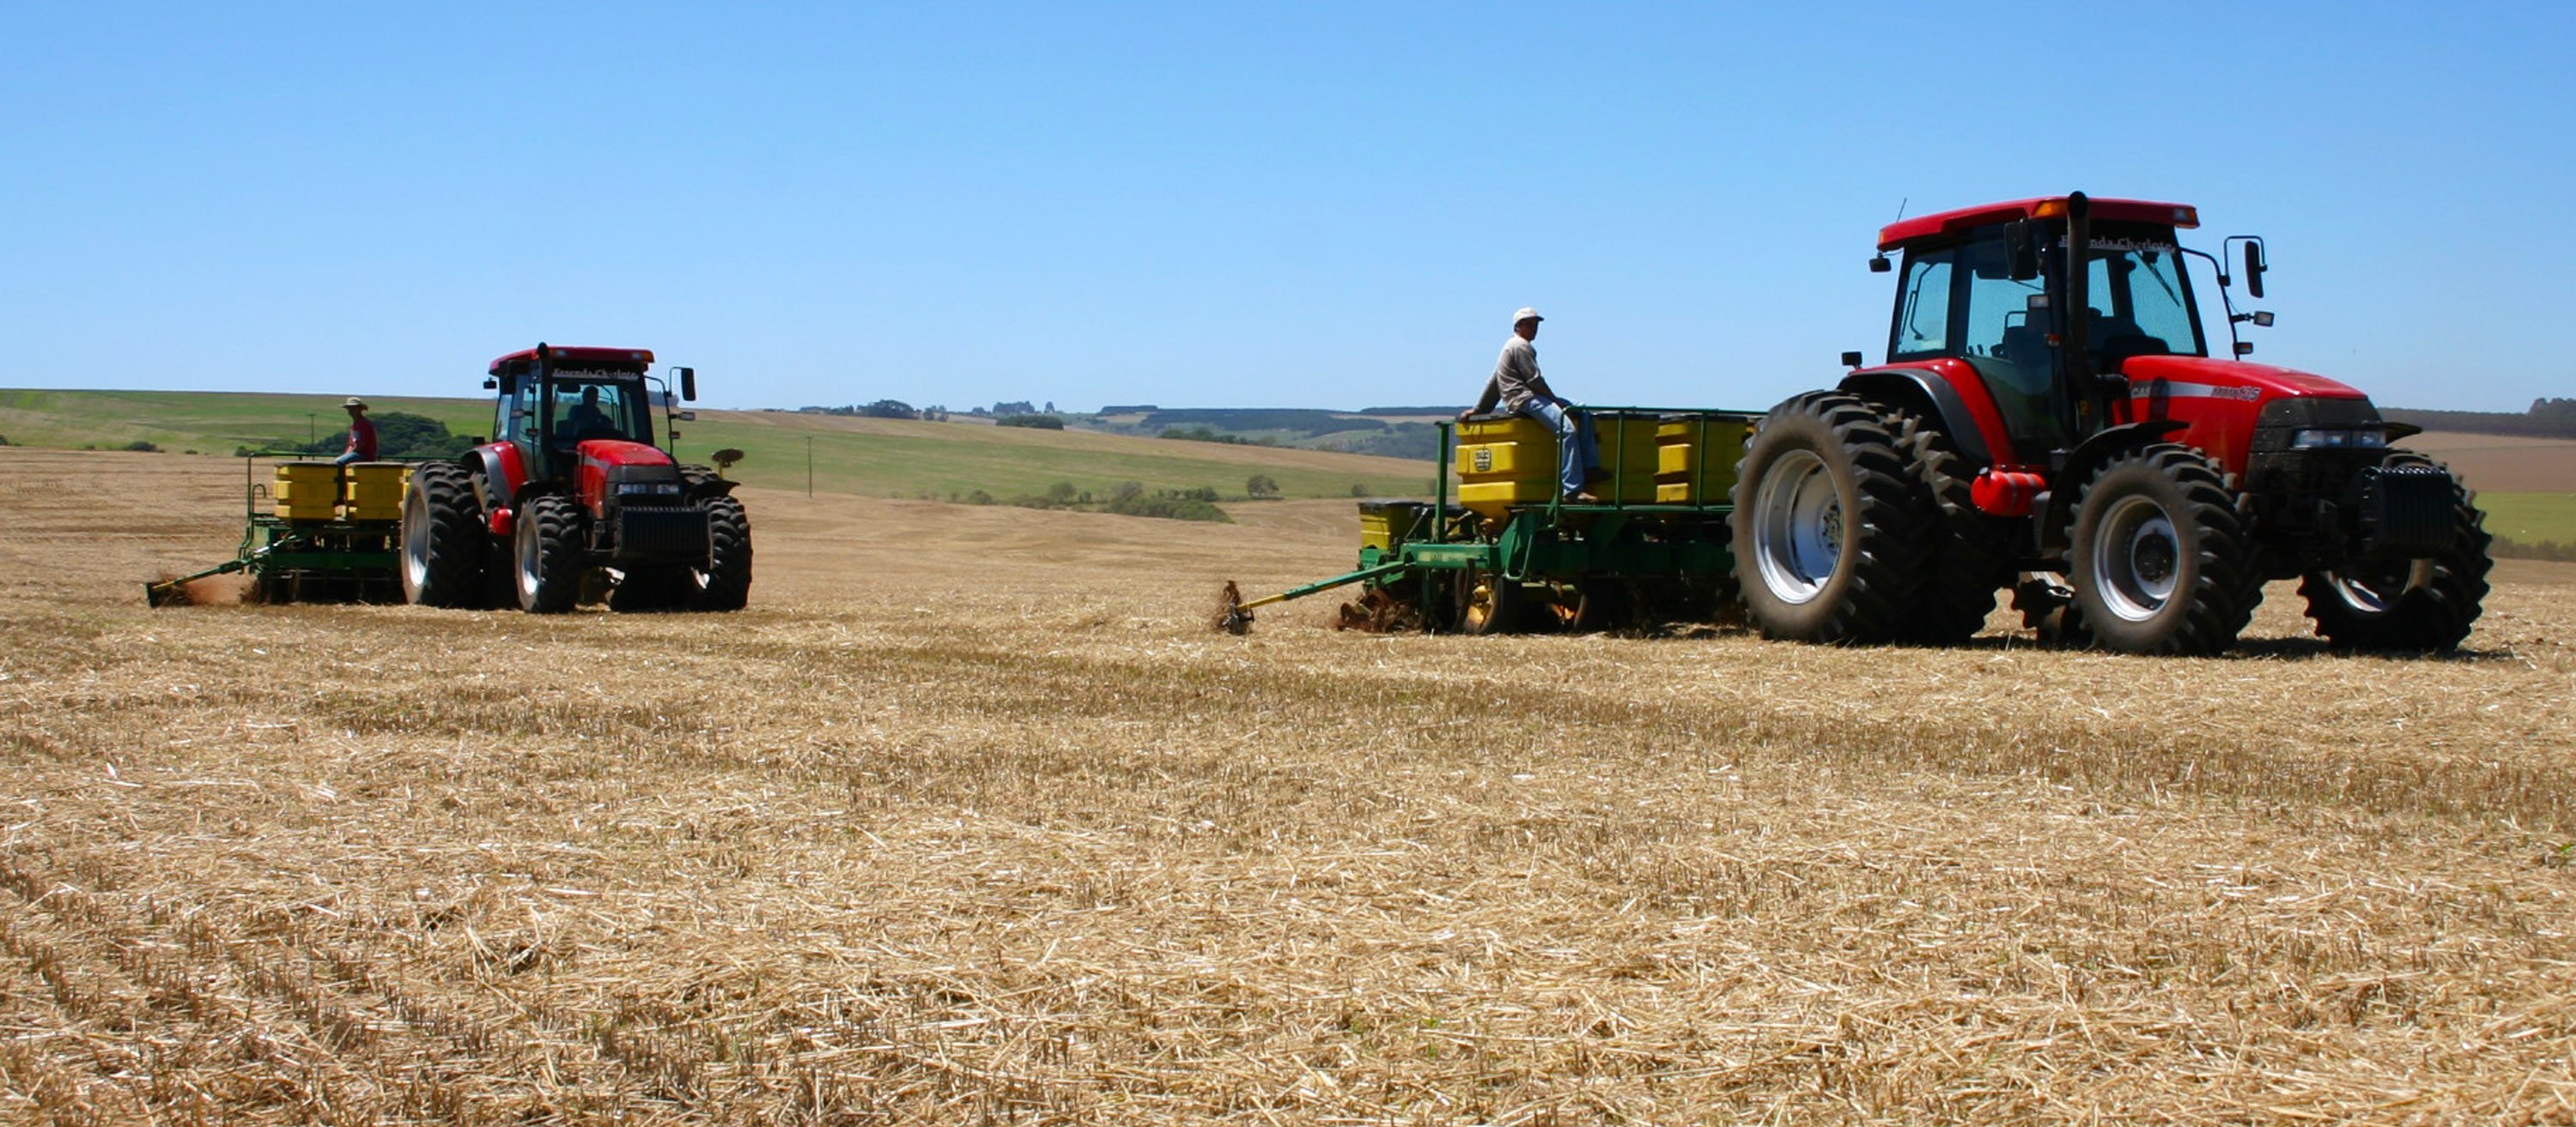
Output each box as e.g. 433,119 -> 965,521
2289,428 -> 2388,449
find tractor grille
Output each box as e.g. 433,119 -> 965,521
2360,465 -> 2457,558
614,505 -> 711,565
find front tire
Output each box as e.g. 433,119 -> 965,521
2067,444 -> 2258,655
401,461 -> 489,607
688,496 -> 752,612
1730,392 -> 1926,643
513,495 -> 583,614
2298,454 -> 2491,650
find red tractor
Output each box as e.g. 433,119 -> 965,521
1733,193 -> 2489,655
400,344 -> 752,613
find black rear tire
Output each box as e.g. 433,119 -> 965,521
2298,453 -> 2491,650
1730,392 -> 1926,643
513,495 -> 583,614
689,496 -> 752,612
401,461 -> 489,608
2067,444 -> 2259,655
1885,409 -> 2013,643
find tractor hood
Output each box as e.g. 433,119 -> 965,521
574,440 -> 684,514
2118,356 -> 2367,402
2117,356 -> 2377,475
575,439 -> 678,468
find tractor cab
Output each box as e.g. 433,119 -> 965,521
1874,197 -> 2229,461
484,345 -> 696,482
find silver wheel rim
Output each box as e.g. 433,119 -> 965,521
1751,449 -> 1843,605
401,487 -> 430,594
515,507 -> 540,604
2091,496 -> 2181,623
2330,561 -> 2429,616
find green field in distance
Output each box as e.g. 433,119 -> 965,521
0,389 -> 1435,503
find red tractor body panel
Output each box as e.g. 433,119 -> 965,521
2117,356 -> 2369,478
489,346 -> 653,375
1865,358 -> 2026,468
477,438 -> 532,495
1879,197 -> 2200,250
574,439 -> 683,515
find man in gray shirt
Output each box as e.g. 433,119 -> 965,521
1462,307 -> 1603,502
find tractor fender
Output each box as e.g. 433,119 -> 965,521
2035,420 -> 2190,555
468,444 -> 526,513
681,465 -> 740,499
1839,366 -> 1996,468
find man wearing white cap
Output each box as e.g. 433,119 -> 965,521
331,397 -> 378,466
1461,307 -> 1602,502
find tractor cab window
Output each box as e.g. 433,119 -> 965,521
2081,241 -> 2205,364
1959,238 -> 2050,368
1959,235 -> 2068,452
1888,249 -> 1954,358
544,378 -> 650,446
495,375 -> 532,447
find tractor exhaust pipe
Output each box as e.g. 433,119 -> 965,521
2060,192 -> 2100,434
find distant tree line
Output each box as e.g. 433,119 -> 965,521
1139,408 -> 1382,437
957,479 -> 1230,522
2382,398 -> 2576,440
286,411 -> 471,459
1159,426 -> 1279,447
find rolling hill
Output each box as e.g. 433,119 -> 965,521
0,389 -> 1436,503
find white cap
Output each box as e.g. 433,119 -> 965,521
343,397 -> 368,409
1512,307 -> 1544,325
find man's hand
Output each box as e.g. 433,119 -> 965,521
1456,407 -> 1474,422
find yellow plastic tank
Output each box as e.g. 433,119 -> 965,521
343,462 -> 410,522
1453,415 -> 1657,520
274,462 -> 341,521
1357,500 -> 1433,551
1653,417 -> 1751,504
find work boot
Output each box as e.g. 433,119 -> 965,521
1565,489 -> 1603,504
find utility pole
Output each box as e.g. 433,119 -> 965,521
805,435 -> 815,496
307,412 -> 317,448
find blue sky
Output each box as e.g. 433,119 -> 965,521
3,2 -> 2567,413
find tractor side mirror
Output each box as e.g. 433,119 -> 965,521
2242,241 -> 2267,300
674,366 -> 697,402
482,377 -> 498,391
2003,221 -> 2041,281
1868,254 -> 1892,273
1839,350 -> 1864,369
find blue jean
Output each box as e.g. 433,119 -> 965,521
1519,397 -> 1600,495
331,449 -> 364,466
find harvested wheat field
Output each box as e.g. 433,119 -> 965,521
3,447 -> 2574,1125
